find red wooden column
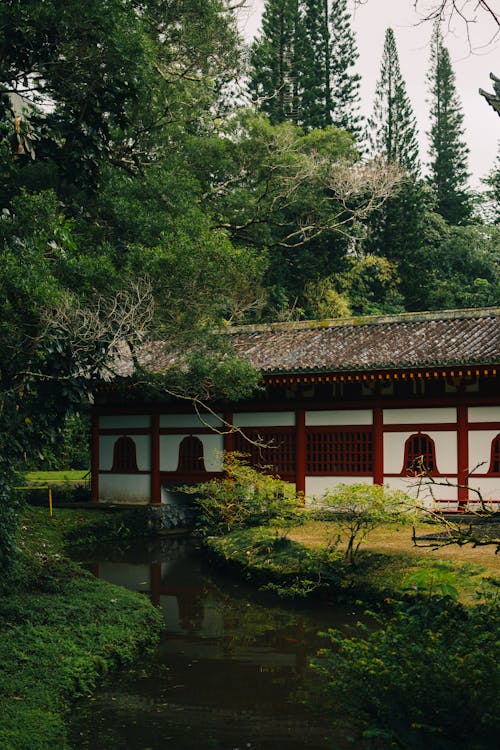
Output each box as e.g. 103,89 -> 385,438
151,413 -> 161,505
223,410 -> 234,455
90,413 -> 99,502
373,406 -> 384,485
457,404 -> 469,509
150,562 -> 162,606
295,409 -> 306,497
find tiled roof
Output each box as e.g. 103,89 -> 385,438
225,308 -> 500,374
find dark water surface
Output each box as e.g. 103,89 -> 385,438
69,537 -> 360,750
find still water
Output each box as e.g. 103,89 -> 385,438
69,537 -> 361,750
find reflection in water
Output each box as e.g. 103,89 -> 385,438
69,538 -> 357,750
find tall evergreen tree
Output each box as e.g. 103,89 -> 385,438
300,0 -> 361,135
426,23 -> 471,224
367,28 -> 420,174
248,0 -> 304,124
328,0 -> 362,135
483,144 -> 500,224
249,1 -> 361,135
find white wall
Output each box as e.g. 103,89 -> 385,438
233,411 -> 295,427
463,478 -> 500,503
383,476 -> 458,503
305,476 -> 373,498
469,430 -> 499,473
99,474 -> 151,504
383,431 -> 457,474
468,406 -> 500,423
306,409 -> 372,425
383,407 -> 456,424
99,435 -> 151,471
160,413 -> 224,428
159,434 -> 224,472
99,415 -> 150,428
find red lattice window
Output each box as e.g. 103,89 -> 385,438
233,430 -> 296,478
403,433 -> 438,475
488,434 -> 500,474
307,430 -> 373,475
177,436 -> 207,474
111,436 -> 139,472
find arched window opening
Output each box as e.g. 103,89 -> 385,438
403,433 -> 438,475
111,436 -> 139,472
177,436 -> 206,474
489,434 -> 500,474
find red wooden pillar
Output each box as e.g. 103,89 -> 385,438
457,404 -> 469,509
151,413 -> 161,505
150,562 -> 162,607
223,410 -> 234,456
373,406 -> 384,485
296,409 -> 306,497
90,413 -> 99,502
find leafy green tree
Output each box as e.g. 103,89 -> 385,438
367,28 -> 420,174
427,22 -> 471,224
0,1 -> 256,570
248,0 -> 305,124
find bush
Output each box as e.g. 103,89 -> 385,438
182,452 -> 304,534
313,594 -> 500,749
313,484 -> 411,564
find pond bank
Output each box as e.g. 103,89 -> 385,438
0,508 -> 164,750
204,521 -> 499,604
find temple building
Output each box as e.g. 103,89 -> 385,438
91,307 -> 500,511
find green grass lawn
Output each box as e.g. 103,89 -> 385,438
24,470 -> 89,485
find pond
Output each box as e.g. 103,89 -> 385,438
69,537 -> 362,750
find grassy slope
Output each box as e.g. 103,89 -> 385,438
206,519 -> 499,604
0,508 -> 163,750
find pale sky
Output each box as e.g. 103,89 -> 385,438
237,0 -> 500,188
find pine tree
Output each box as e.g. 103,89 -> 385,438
427,22 -> 471,224
367,28 -> 420,174
483,145 -> 500,224
328,0 -> 362,135
250,1 -> 361,136
248,0 -> 304,124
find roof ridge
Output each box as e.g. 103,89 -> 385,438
225,306 -> 500,335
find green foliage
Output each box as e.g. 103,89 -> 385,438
183,452 -> 303,533
427,23 -> 472,225
0,508 -> 163,750
314,484 -> 411,564
313,595 -> 500,749
367,28 -> 420,175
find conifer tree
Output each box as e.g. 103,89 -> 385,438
328,0 -> 362,135
427,23 -> 471,224
248,0 -> 304,124
300,0 -> 361,134
367,28 -> 420,174
250,1 -> 361,135
483,145 -> 500,224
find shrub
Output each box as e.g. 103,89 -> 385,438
182,452 -> 304,534
313,484 -> 411,564
313,594 -> 500,749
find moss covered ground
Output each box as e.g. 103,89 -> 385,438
0,508 -> 163,750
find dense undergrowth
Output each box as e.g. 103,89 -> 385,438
0,508 -> 163,750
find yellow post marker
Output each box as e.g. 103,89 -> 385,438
48,486 -> 53,518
